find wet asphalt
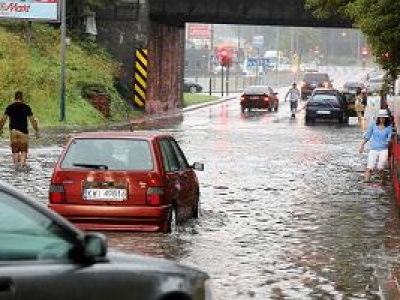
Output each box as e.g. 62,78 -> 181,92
1,86 -> 400,299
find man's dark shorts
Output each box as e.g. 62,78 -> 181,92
10,129 -> 29,153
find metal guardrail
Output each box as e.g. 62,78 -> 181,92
186,71 -> 304,95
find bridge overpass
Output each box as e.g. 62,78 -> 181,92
93,0 -> 352,114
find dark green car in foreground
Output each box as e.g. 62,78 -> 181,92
0,181 -> 213,300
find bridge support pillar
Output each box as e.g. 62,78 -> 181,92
146,22 -> 185,114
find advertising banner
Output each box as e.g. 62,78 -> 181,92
0,0 -> 60,22
188,24 -> 212,40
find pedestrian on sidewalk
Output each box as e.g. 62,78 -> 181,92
359,109 -> 393,184
0,91 -> 40,170
285,83 -> 300,119
355,87 -> 365,128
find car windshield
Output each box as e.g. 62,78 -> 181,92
309,94 -> 338,104
304,73 -> 329,82
369,78 -> 383,83
244,86 -> 269,94
61,138 -> 154,171
344,82 -> 363,88
0,191 -> 74,261
313,90 -> 339,96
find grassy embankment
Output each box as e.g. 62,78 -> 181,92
0,22 -> 217,128
183,93 -> 218,107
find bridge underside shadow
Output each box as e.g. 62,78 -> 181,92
149,0 -> 352,28
144,0 -> 353,115
96,0 -> 353,115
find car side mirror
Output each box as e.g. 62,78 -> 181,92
72,232 -> 107,264
84,232 -> 107,259
192,162 -> 204,171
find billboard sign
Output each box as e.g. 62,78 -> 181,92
188,23 -> 212,40
0,0 -> 60,22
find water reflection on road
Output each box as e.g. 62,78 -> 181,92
2,97 -> 400,299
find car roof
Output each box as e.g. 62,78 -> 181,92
303,68 -> 319,73
303,73 -> 330,82
313,88 -> 340,93
303,72 -> 329,77
244,85 -> 272,90
243,85 -> 273,93
344,81 -> 364,85
246,85 -> 271,88
68,131 -> 173,140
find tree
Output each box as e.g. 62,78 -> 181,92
305,0 -> 351,19
348,0 -> 400,79
305,0 -> 400,81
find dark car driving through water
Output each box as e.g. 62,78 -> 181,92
300,72 -> 333,100
0,180 -> 213,300
305,88 -> 349,124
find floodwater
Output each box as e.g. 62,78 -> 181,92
2,86 -> 400,299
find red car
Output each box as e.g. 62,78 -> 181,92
300,72 -> 333,100
240,85 -> 279,113
48,131 -> 204,233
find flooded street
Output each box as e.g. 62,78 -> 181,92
2,83 -> 400,299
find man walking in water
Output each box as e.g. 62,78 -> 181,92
285,83 -> 301,119
0,91 -> 40,170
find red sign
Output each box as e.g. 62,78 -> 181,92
0,0 -> 60,21
188,24 -> 212,39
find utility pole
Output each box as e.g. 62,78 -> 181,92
60,0 -> 66,122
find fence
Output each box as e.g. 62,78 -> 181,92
187,70 -> 304,94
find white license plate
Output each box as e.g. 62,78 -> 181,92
83,188 -> 127,201
316,110 -> 331,115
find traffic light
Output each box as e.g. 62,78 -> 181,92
217,48 -> 232,67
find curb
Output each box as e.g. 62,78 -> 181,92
128,95 -> 237,129
36,96 -> 237,135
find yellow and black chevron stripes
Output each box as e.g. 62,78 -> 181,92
134,48 -> 147,107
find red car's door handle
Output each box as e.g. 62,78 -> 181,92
0,277 -> 13,293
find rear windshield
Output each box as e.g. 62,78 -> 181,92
244,86 -> 269,94
61,138 -> 154,171
344,82 -> 363,88
369,78 -> 383,83
313,89 -> 339,96
309,94 -> 339,105
303,73 -> 330,82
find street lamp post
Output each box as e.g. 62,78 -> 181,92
60,0 -> 66,122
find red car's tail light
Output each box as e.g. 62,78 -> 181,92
49,184 -> 66,204
240,95 -> 245,101
146,187 -> 164,205
264,96 -> 269,102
